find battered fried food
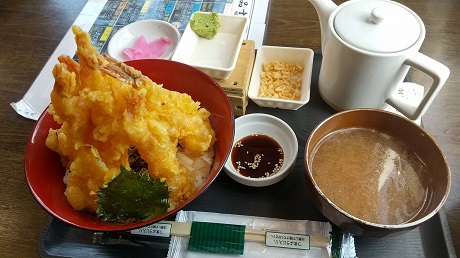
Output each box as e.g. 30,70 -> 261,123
46,26 -> 215,213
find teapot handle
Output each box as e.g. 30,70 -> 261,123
386,52 -> 450,120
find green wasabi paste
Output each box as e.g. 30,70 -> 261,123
190,12 -> 220,40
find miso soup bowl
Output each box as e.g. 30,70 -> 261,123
304,109 -> 450,236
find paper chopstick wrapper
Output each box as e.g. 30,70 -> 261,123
163,210 -> 335,258
134,220 -> 330,255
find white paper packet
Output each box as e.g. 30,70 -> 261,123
167,210 -> 333,258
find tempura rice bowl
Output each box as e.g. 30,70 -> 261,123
25,59 -> 235,231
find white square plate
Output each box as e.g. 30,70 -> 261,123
172,12 -> 248,80
248,46 -> 314,110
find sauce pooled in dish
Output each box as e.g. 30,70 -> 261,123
231,134 -> 284,178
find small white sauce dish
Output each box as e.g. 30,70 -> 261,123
107,20 -> 181,62
223,113 -> 298,187
248,45 -> 314,110
172,12 -> 248,80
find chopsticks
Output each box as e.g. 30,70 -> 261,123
163,220 -> 330,248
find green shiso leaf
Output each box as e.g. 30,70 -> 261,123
95,165 -> 170,222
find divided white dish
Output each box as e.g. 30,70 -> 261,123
172,12 -> 248,80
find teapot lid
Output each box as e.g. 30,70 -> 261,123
334,0 -> 422,53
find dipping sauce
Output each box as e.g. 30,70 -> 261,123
231,134 -> 284,178
311,128 -> 430,225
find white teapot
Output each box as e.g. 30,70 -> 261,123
309,0 -> 450,120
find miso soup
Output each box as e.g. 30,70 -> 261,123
311,128 -> 430,225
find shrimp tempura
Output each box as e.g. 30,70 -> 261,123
46,26 -> 215,212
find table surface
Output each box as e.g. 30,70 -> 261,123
0,0 -> 458,257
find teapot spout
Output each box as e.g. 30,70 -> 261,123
309,0 -> 337,53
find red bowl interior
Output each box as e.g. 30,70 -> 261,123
25,59 -> 235,231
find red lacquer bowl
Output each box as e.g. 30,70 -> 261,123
25,59 -> 235,231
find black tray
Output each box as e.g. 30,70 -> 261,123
38,54 -> 457,257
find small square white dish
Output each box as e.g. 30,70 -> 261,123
171,12 -> 248,80
107,20 -> 181,62
248,46 -> 314,110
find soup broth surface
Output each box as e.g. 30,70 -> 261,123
311,128 -> 430,225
